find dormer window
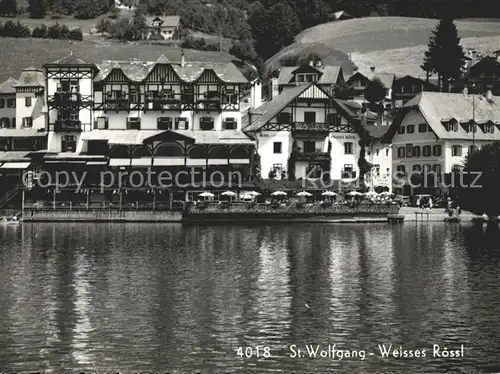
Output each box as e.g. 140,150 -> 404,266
443,119 -> 458,132
464,121 -> 477,133
482,122 -> 495,134
295,73 -> 317,84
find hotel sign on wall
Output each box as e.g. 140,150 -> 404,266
331,135 -> 357,140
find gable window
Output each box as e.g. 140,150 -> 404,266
277,112 -> 290,124
7,98 -> 15,108
223,117 -> 237,130
273,141 -> 282,154
94,117 -> 109,130
175,117 -> 189,130
418,123 -> 428,132
413,145 -> 421,157
432,145 -> 442,156
157,117 -> 173,130
423,145 -> 431,157
398,126 -> 405,134
25,97 -> 32,107
303,141 -> 316,153
61,135 -> 76,152
344,142 -> 353,154
304,111 -> 316,123
451,145 -> 462,156
407,124 -> 415,134
397,147 -> 405,158
200,117 -> 214,131
127,117 -> 141,130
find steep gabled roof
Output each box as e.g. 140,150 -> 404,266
278,65 -> 343,86
46,54 -> 93,66
14,68 -> 44,88
384,91 -> 500,142
146,15 -> 181,28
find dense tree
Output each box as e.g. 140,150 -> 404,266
0,0 -> 17,16
131,1 -> 147,40
27,0 -> 46,19
229,40 -> 258,63
364,77 -> 386,116
460,142 -> 500,221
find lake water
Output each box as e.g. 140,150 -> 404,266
1,222 -> 500,373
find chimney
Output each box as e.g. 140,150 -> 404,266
486,89 -> 493,100
269,77 -> 279,100
315,59 -> 322,68
370,66 -> 375,72
250,79 -> 262,110
180,49 -> 185,67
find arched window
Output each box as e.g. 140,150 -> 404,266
109,145 -> 130,158
131,145 -> 152,158
208,145 -> 228,159
154,142 -> 185,157
229,145 -> 249,159
187,145 -> 207,159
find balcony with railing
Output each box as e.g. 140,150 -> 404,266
292,121 -> 330,136
146,92 -> 181,110
50,91 -> 81,106
293,150 -> 331,162
54,119 -> 82,132
104,97 -> 130,111
196,93 -> 221,111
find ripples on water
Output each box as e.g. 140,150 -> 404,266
0,222 -> 500,373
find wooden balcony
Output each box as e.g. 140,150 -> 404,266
292,122 -> 330,136
293,150 -> 331,162
104,98 -> 130,111
196,97 -> 221,111
50,92 -> 81,106
54,120 -> 82,132
146,97 -> 181,111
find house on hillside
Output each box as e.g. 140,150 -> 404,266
346,67 -> 394,110
384,90 -> 500,196
391,75 -> 439,108
465,56 -> 500,95
276,59 -> 345,95
243,81 -> 391,190
145,16 -> 181,40
328,10 -> 354,21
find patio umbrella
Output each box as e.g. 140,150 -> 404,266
246,191 -> 261,196
296,191 -> 312,197
364,191 -> 378,197
271,191 -> 287,196
198,192 -> 214,198
221,191 -> 237,196
347,191 -> 363,196
321,191 -> 337,196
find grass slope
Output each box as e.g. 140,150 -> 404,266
266,17 -> 500,76
0,38 -> 235,83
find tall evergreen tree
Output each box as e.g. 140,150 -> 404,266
421,34 -> 436,83
27,0 -> 46,18
0,0 -> 17,16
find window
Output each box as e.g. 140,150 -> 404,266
386,148 -> 389,157
95,117 -> 109,130
130,88 -> 139,103
12,118 -> 15,127
0,118 -> 11,128
396,165 -> 406,174
7,98 -> 15,108
423,164 -> 432,173
61,135 -> 76,152
200,117 -> 214,131
397,147 -> 405,158
398,126 -> 405,134
376,148 -> 379,156
273,142 -> 282,154
303,141 -> 316,153
445,121 -> 458,132
423,145 -> 431,157
418,123 -> 428,132
407,124 -> 415,134
22,117 -> 33,128
157,117 -> 173,130
277,112 -> 290,124
406,144 -> 413,157
413,145 -> 421,157
432,145 -> 442,156
304,112 -> 316,123
469,145 -> 477,154
175,117 -> 189,130
127,117 -> 141,130
344,142 -> 353,154
465,122 -> 477,133
342,164 -> 356,178
484,123 -> 495,134
432,164 -> 441,174
326,113 -> 341,125
306,163 -> 322,178
223,117 -> 237,130
0,99 -> 4,108
25,97 -> 32,107
451,145 -> 462,156
413,165 -> 422,172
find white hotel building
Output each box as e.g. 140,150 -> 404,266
386,90 -> 500,196
243,81 -> 392,191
